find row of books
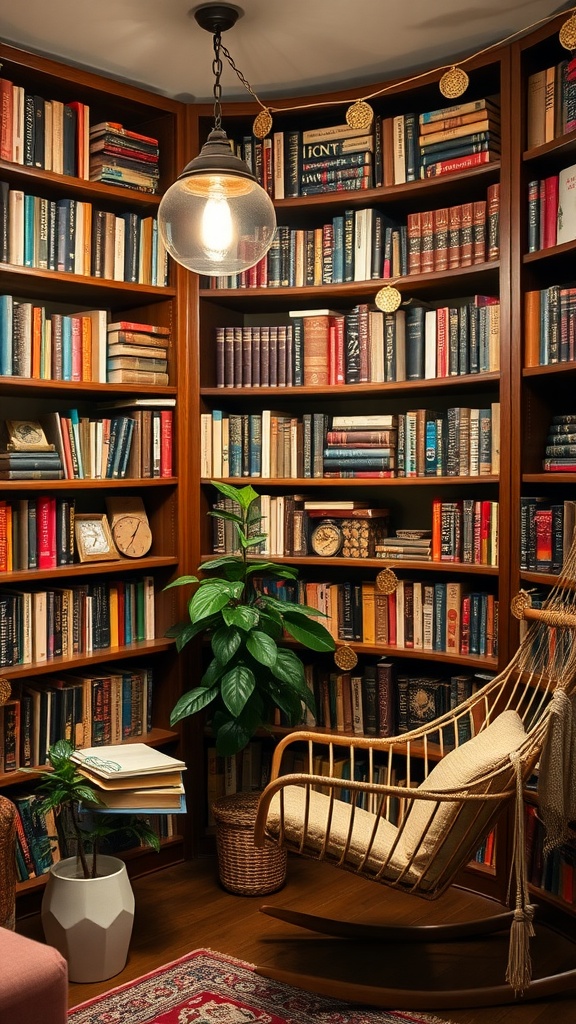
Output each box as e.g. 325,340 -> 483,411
406,185 -> 500,274
29,406 -> 174,480
214,297 -> 500,390
298,660 -> 493,738
204,187 -> 500,292
543,413 -> 576,473
13,792 -> 175,881
0,495 -> 76,571
526,58 -> 576,150
251,573 -> 498,658
0,183 -> 169,286
236,96 -> 501,200
524,285 -> 576,368
0,665 -> 154,771
0,78 -> 88,177
0,304 -> 172,384
201,405 -> 500,480
520,497 -> 576,574
525,803 -> 576,905
430,498 -> 499,566
89,121 -> 160,194
0,576 -> 155,667
527,163 -> 576,252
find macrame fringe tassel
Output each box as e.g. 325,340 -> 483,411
505,753 -> 535,995
506,905 -> 535,994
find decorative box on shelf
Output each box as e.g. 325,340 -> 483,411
308,510 -> 389,558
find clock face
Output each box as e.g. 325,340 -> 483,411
112,515 -> 153,558
310,520 -> 343,557
77,520 -> 109,553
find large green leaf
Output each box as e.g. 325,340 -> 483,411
257,609 -> 284,639
212,696 -> 264,755
222,605 -> 258,631
200,555 -> 245,572
166,619 -> 210,652
188,580 -> 238,622
212,481 -> 259,510
245,630 -> 278,668
257,594 -> 326,618
211,625 -> 242,665
246,562 -> 299,579
243,534 -> 268,549
164,575 -> 199,590
282,613 -> 336,651
221,664 -> 256,716
170,685 -> 219,725
270,685 -> 305,724
270,646 -> 306,686
200,657 -> 226,688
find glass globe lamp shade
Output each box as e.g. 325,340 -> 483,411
158,128 -> 276,275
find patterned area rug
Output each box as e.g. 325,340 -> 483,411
68,949 -> 451,1024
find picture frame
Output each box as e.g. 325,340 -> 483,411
74,514 -> 119,563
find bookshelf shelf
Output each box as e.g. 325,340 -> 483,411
0,639 -> 175,681
0,377 -> 177,398
199,263 -> 501,309
202,476 -> 500,487
0,265 -> 176,304
1,555 -> 179,584
523,363 -> 576,379
199,553 -> 499,575
0,159 -> 163,209
200,373 -> 500,399
0,477 -> 177,491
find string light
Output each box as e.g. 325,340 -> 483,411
246,7 -> 576,139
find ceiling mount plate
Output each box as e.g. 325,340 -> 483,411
192,3 -> 244,33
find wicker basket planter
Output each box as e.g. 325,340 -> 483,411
212,792 -> 287,896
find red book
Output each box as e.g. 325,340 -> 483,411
37,496 -> 56,569
0,78 -> 13,163
335,315 -> 346,385
460,594 -> 471,654
160,409 -> 173,478
90,122 -> 159,147
407,212 -> 422,274
70,317 -> 82,381
543,174 -> 559,249
425,150 -> 490,177
431,498 -> 442,561
0,502 -> 7,572
106,321 -> 170,335
117,581 -> 125,647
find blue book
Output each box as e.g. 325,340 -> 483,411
0,294 -> 13,376
425,417 -> 438,475
23,194 -> 35,267
249,414 -> 262,477
61,315 -> 73,381
406,306 -> 425,379
332,215 -> 344,283
420,141 -> 492,168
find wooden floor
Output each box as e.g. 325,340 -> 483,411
17,855 -> 576,1024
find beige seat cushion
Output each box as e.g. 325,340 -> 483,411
267,786 -> 406,880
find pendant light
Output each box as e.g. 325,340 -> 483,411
158,4 -> 276,276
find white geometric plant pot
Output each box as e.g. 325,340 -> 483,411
41,855 -> 135,983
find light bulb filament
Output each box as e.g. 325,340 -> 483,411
201,187 -> 234,262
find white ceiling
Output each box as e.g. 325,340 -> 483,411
0,0 -> 570,104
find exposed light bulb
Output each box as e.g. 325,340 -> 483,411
201,186 -> 234,263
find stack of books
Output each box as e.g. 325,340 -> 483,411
323,414 -> 398,478
89,122 -> 160,194
418,97 -> 501,178
543,414 -> 576,472
72,742 -> 187,812
299,123 -> 374,196
107,319 -> 170,386
0,418 -> 64,480
376,530 -> 432,561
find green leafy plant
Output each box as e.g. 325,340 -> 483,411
167,481 -> 336,755
31,739 -> 160,878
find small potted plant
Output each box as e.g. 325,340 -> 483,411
31,739 -> 160,983
167,481 -> 336,755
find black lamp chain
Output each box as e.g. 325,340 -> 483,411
212,29 -> 223,129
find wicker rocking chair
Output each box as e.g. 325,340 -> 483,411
253,569 -> 576,1010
